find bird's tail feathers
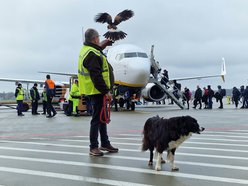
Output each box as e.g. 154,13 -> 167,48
103,31 -> 127,41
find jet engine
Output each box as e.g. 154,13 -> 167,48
141,83 -> 167,102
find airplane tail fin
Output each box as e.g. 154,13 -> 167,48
221,57 -> 226,82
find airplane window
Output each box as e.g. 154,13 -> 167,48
115,53 -> 124,61
137,52 -> 148,58
124,52 -> 137,58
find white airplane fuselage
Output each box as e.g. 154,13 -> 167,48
107,44 -> 151,88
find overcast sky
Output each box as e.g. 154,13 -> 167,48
0,0 -> 248,92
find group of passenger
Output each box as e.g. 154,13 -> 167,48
192,85 -> 224,109
159,68 -> 248,109
233,85 -> 248,109
184,84 -> 248,109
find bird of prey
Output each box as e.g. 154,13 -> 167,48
94,9 -> 134,41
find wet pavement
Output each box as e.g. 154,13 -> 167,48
0,102 -> 248,186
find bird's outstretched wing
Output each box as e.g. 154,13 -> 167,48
94,13 -> 112,25
113,9 -> 134,26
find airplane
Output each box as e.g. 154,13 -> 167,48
0,43 -> 226,111
37,44 -> 226,111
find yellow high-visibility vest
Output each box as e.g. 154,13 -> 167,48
68,83 -> 80,101
16,87 -> 24,100
78,45 -> 110,95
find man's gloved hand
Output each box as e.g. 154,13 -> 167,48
105,91 -> 112,101
99,39 -> 114,50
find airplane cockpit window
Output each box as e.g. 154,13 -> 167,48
115,52 -> 148,61
137,52 -> 148,58
115,53 -> 124,61
124,52 -> 137,58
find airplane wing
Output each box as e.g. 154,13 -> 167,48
0,77 -> 69,86
38,71 -> 77,77
0,78 -> 45,84
169,57 -> 226,82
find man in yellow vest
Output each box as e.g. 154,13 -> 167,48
78,28 -> 118,156
15,83 -> 24,116
67,79 -> 80,116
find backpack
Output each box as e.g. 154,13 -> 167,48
220,89 -> 226,96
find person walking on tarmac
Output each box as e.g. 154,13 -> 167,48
15,83 -> 25,116
45,75 -> 57,118
30,83 -> 40,115
207,85 -> 214,109
216,85 -> 225,109
67,79 -> 81,116
41,87 -> 47,115
193,85 -> 202,109
78,28 -> 118,156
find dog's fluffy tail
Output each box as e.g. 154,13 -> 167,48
142,119 -> 150,151
142,116 -> 160,151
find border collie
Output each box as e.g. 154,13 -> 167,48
142,115 -> 205,171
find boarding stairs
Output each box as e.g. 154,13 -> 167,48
150,78 -> 186,109
149,44 -> 185,109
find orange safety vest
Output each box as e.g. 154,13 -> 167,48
45,79 -> 55,89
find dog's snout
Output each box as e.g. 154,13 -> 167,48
201,127 -> 205,132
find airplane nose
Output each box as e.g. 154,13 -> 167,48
126,58 -> 150,86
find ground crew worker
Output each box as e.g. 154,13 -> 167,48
78,28 -> 118,156
45,74 -> 57,118
15,83 -> 24,116
30,83 -> 40,115
67,79 -> 80,116
41,87 -> 47,115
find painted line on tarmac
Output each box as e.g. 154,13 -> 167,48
118,133 -> 248,139
0,156 -> 248,185
2,154 -> 248,172
204,131 -> 248,135
1,139 -> 248,154
0,147 -> 248,170
1,144 -> 248,163
0,166 -> 153,186
42,138 -> 248,147
38,136 -> 248,143
233,130 -> 248,132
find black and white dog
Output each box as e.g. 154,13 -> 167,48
142,115 -> 205,171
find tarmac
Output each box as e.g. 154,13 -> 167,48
0,100 -> 248,186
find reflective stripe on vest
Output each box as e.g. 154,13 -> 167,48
78,45 -> 110,95
16,88 -> 24,100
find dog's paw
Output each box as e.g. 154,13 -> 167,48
155,166 -> 162,171
171,167 -> 179,172
148,161 -> 153,166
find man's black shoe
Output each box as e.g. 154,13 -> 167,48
18,114 -> 24,116
52,112 -> 57,117
42,112 -> 46,115
46,115 -> 53,118
89,148 -> 104,156
100,144 -> 119,153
